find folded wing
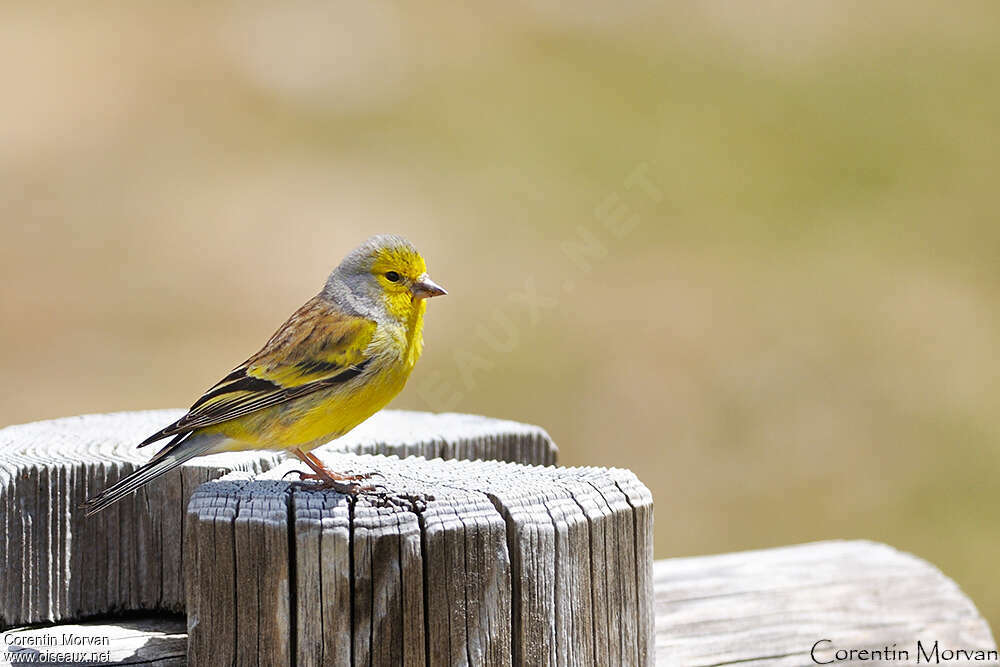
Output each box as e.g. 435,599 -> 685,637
139,296 -> 376,447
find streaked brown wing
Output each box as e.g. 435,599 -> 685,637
138,296 -> 376,447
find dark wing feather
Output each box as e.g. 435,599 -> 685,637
139,296 -> 377,447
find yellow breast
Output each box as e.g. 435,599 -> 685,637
210,303 -> 426,452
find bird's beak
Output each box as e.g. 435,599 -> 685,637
411,274 -> 447,300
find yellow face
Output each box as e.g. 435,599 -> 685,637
371,245 -> 427,292
370,245 -> 445,322
329,235 -> 446,325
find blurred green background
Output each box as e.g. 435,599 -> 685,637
2,0 -> 998,627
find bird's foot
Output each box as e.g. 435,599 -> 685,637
281,469 -> 434,509
284,469 -> 377,495
340,469 -> 386,481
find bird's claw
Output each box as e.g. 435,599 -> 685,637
283,469 -> 320,482
284,473 -> 431,511
283,469 -> 371,495
341,470 -> 384,481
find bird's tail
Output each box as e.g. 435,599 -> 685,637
82,432 -> 223,516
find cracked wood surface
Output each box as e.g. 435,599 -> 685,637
185,453 -> 654,666
6,541 -> 992,666
0,409 -> 556,628
654,540 -> 996,666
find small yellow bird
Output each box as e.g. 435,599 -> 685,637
84,235 -> 446,515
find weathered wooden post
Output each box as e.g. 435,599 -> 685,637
185,455 -> 654,666
0,409 -> 554,627
2,410 -> 996,666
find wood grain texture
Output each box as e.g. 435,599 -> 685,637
8,541 -> 993,666
654,540 -> 997,666
0,409 -> 556,628
184,453 -> 652,666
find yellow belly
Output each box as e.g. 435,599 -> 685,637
204,357 -> 414,452
202,302 -> 426,453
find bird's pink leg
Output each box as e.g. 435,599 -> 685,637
303,450 -> 372,481
289,448 -> 374,493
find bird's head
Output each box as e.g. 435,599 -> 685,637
326,235 -> 446,324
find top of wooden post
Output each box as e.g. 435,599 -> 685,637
0,409 -> 557,628
185,452 -> 654,666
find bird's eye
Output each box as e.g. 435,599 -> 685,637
385,271 -> 401,283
